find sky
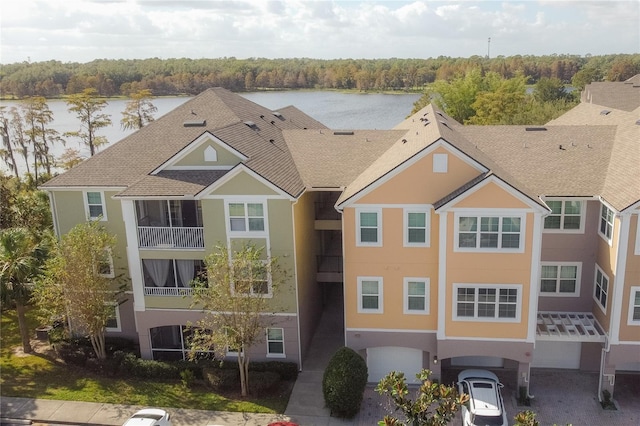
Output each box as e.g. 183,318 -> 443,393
1,0 -> 638,64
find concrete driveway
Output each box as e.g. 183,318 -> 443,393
355,369 -> 640,426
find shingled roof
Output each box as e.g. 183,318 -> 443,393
42,88 -> 328,198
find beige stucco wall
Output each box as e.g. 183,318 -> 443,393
209,171 -> 279,196
173,141 -> 242,168
619,213 -> 640,342
292,191 -> 323,360
51,189 -> 131,287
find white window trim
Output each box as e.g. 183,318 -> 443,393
453,211 -> 526,253
542,199 -> 585,234
356,208 -> 382,247
598,204 -> 614,245
593,264 -> 609,314
539,262 -> 582,297
105,303 -> 121,332
452,283 -> 522,323
403,277 -> 430,315
230,258 -> 273,298
627,286 -> 640,326
224,199 -> 268,236
635,214 -> 640,255
266,327 -> 286,358
404,207 -> 430,247
84,190 -> 107,221
357,276 -> 383,314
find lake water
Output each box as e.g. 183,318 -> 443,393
0,91 -> 421,175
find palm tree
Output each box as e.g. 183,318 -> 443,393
0,228 -> 48,354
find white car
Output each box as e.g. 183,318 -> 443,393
123,408 -> 172,426
457,369 -> 508,426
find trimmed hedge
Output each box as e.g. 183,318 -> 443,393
322,347 -> 368,418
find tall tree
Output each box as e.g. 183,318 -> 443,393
65,88 -> 112,156
467,73 -> 528,125
35,221 -> 120,359
376,369 -> 468,426
21,97 -> 64,178
120,89 -> 158,130
0,227 -> 49,354
0,107 -> 19,178
189,243 -> 287,397
5,107 -> 30,176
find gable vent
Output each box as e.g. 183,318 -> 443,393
525,127 -> 547,131
183,120 -> 206,127
334,131 -> 354,136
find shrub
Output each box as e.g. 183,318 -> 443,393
55,341 -> 92,366
249,371 -> 281,395
203,367 -> 239,391
180,369 -> 195,387
322,347 -> 368,418
250,361 -> 299,380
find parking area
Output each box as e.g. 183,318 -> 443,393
354,369 -> 640,426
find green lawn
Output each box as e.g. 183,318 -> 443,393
0,308 -> 292,413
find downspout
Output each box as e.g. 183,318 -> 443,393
290,191 -> 303,371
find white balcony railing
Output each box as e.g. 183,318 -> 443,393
144,287 -> 198,296
137,226 -> 204,249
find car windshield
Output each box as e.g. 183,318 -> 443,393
471,414 -> 504,426
132,414 -> 163,420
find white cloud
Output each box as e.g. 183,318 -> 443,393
0,0 -> 637,63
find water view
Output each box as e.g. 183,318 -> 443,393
0,91 -> 421,174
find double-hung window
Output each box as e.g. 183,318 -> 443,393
456,213 -> 524,251
96,248 -> 114,278
544,200 -> 584,232
540,262 -> 581,296
266,328 -> 285,357
105,304 -> 121,332
404,208 -> 430,247
403,278 -> 429,314
628,287 -> 640,325
357,277 -> 383,313
593,265 -> 609,313
228,202 -> 265,232
356,208 -> 382,246
454,284 -> 521,322
85,191 -> 107,221
599,204 -> 614,243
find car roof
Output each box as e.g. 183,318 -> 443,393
123,409 -> 167,426
458,369 -> 500,383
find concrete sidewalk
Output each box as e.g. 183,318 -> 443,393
0,396 -> 295,426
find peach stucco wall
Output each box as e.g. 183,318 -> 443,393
357,146 -> 482,206
343,207 -> 439,331
343,146 -> 538,340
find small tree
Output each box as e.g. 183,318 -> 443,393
376,369 -> 468,426
189,242 -> 287,397
121,89 -> 158,130
65,88 -> 112,156
0,227 -> 49,354
34,221 -> 121,359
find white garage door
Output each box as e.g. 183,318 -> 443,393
367,347 -> 423,384
532,341 -> 581,369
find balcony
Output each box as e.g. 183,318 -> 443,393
144,287 -> 206,296
135,199 -> 204,249
138,226 -> 204,249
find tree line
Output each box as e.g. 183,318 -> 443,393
1,54 -> 639,99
